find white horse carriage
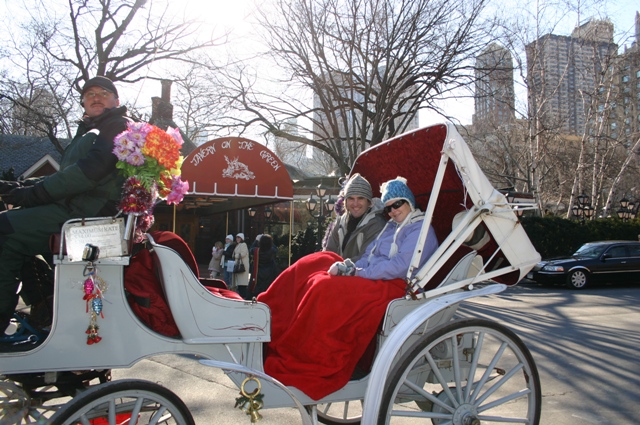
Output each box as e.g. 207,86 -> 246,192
0,123 -> 541,425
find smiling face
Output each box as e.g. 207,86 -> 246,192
346,195 -> 371,219
82,87 -> 119,118
385,199 -> 411,223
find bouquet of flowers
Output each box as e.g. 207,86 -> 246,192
112,122 -> 189,239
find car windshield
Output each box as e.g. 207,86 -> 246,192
573,244 -> 607,258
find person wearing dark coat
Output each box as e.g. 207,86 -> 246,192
0,76 -> 130,336
250,234 -> 280,298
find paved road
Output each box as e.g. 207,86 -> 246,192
113,281 -> 640,424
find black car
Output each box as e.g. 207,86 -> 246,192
527,240 -> 640,289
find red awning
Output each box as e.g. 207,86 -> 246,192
180,137 -> 293,213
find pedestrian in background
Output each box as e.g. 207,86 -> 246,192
232,233 -> 250,299
250,234 -> 280,298
222,235 -> 236,289
208,241 -> 223,279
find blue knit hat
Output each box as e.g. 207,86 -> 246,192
381,176 -> 416,208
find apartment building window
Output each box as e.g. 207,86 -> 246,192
611,122 -> 617,130
636,70 -> 640,78
622,75 -> 630,83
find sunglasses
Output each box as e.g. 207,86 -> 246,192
384,199 -> 407,214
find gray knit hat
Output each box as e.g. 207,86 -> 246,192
344,173 -> 373,201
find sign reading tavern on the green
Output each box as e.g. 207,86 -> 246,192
181,137 -> 293,202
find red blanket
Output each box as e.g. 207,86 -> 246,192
257,251 -> 406,400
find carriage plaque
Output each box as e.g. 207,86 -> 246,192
64,218 -> 128,261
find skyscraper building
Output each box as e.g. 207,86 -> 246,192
613,12 -> 640,146
473,43 -> 516,127
525,19 -> 618,136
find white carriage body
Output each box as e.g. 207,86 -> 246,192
0,123 -> 541,424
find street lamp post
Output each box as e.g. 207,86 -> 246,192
264,207 -> 273,234
617,197 -> 638,222
247,207 -> 257,240
571,192 -> 594,223
306,184 -> 335,248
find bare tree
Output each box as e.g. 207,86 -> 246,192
215,0 -> 494,175
465,0 -> 640,219
0,0 -> 225,149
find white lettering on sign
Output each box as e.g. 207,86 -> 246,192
190,144 -> 217,166
221,140 -> 231,149
260,150 -> 281,171
238,140 -> 254,150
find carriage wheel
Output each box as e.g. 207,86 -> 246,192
317,399 -> 363,424
0,370 -> 111,424
0,379 -> 60,424
377,318 -> 541,425
48,379 -> 194,425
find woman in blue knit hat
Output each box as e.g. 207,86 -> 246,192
256,176 -> 438,401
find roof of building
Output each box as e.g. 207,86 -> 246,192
0,134 -> 69,178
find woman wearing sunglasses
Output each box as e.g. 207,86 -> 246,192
256,176 -> 438,401
334,176 -> 438,280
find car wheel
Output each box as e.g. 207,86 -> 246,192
567,269 -> 589,289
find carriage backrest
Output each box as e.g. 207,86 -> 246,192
351,123 -> 540,293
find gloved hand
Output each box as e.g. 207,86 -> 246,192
0,180 -> 21,194
328,261 -> 343,276
343,258 -> 357,276
328,259 -> 357,276
2,183 -> 54,208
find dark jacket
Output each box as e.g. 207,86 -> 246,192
42,106 -> 130,216
251,246 -> 279,296
223,242 -> 237,266
325,198 -> 386,262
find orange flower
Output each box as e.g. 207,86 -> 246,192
142,128 -> 181,170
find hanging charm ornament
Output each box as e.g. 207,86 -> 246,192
82,263 -> 108,345
235,376 -> 264,423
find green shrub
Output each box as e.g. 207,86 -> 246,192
521,216 -> 640,259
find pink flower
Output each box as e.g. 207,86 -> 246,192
166,127 -> 184,147
165,176 -> 189,205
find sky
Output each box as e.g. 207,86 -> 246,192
1,0 -> 638,128
180,0 -> 640,126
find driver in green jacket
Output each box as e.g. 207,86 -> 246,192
0,76 -> 130,336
